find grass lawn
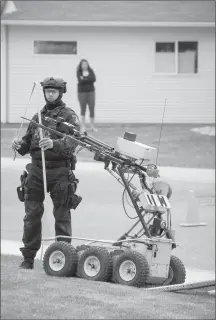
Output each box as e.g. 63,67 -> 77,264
1,255 -> 215,320
1,123 -> 215,168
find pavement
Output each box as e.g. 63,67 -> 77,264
1,156 -> 215,285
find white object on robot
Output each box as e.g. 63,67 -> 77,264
117,133 -> 156,160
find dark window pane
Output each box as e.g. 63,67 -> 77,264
155,42 -> 175,73
178,41 -> 197,53
178,41 -> 198,73
34,41 -> 77,55
156,42 -> 175,53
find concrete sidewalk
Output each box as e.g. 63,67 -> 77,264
1,157 -> 215,183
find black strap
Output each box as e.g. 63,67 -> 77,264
32,159 -> 70,168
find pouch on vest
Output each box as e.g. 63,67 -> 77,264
17,170 -> 28,202
70,154 -> 77,171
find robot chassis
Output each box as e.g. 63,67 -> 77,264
22,115 -> 186,288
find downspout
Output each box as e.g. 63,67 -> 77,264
1,25 -> 7,123
5,25 -> 9,123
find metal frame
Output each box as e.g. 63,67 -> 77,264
117,166 -> 152,238
40,234 -> 175,261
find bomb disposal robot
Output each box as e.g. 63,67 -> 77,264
21,115 -> 186,288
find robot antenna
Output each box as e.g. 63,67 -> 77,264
155,98 -> 167,166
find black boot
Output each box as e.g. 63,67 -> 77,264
19,257 -> 34,269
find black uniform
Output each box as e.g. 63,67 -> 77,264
16,77 -> 81,263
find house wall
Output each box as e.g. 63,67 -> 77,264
5,25 -> 215,123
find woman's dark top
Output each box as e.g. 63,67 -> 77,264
77,68 -> 96,93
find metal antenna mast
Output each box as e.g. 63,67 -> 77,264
155,98 -> 167,167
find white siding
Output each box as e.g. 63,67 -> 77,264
7,26 -> 215,123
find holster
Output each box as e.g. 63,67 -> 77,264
67,182 -> 82,210
17,186 -> 25,202
17,171 -> 28,202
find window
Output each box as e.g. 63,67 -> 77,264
155,42 -> 175,73
178,42 -> 198,74
34,41 -> 77,55
155,41 -> 198,74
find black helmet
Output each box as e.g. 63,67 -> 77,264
40,77 -> 67,93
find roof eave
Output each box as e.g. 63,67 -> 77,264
1,20 -> 215,27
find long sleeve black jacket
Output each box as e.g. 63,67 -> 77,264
17,102 -> 80,161
77,68 -> 96,93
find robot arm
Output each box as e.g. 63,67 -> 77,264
21,115 -> 159,178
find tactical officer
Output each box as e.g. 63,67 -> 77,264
12,77 -> 82,269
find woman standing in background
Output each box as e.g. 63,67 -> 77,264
77,59 -> 97,132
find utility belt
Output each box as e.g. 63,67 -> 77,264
16,158 -> 82,210
32,159 -> 71,169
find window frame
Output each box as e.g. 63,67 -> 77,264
154,40 -> 199,76
33,40 -> 78,56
